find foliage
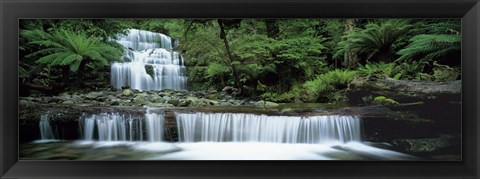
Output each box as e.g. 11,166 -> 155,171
22,29 -> 122,73
356,62 -> 404,79
415,61 -> 459,82
334,19 -> 412,63
303,69 -> 357,102
260,85 -> 304,103
397,34 -> 460,63
19,18 -> 461,100
373,96 -> 399,105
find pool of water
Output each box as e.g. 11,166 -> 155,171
20,140 -> 416,160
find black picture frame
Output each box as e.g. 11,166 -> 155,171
1,0 -> 479,178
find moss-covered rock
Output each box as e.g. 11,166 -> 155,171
373,96 -> 399,105
393,136 -> 458,153
254,100 -> 279,107
121,89 -> 134,97
346,77 -> 461,105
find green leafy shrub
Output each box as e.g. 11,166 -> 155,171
260,85 -> 304,103
357,62 -> 396,78
303,69 -> 357,102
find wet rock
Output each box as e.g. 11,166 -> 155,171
254,100 -> 279,107
206,93 -> 219,100
346,77 -> 461,105
162,96 -> 172,101
178,99 -> 191,107
204,99 -> 219,106
222,86 -> 239,94
132,93 -> 149,105
121,89 -> 134,96
393,136 -> 458,153
147,102 -> 174,108
168,98 -> 180,106
62,100 -> 75,104
46,97 -> 63,103
85,92 -> 103,100
185,96 -> 201,106
150,95 -> 166,103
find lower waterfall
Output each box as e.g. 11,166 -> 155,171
79,112 -> 164,142
175,112 -> 362,144
39,113 -> 56,140
30,111 -> 416,160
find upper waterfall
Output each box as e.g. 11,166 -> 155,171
111,29 -> 188,91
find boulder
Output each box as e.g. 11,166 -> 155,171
346,77 -> 461,105
132,93 -> 149,105
393,136 -> 459,153
146,102 -> 174,108
85,92 -> 103,100
121,89 -> 134,97
62,100 -> 75,105
254,100 -> 279,107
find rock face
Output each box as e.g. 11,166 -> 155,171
346,77 -> 461,105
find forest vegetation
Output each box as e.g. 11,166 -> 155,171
19,19 -> 461,104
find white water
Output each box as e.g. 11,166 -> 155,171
79,112 -> 164,142
37,111 -> 416,160
176,113 -> 362,144
111,29 -> 187,91
39,113 -> 55,140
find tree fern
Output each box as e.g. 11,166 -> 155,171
335,20 -> 412,63
397,34 -> 460,62
22,29 -> 122,73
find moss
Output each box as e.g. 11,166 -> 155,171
373,96 -> 399,105
144,65 -> 154,78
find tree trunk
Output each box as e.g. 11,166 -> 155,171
263,19 -> 289,93
265,19 -> 279,39
344,19 -> 359,69
61,66 -> 70,84
218,19 -> 242,95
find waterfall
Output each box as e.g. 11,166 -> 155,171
79,112 -> 164,142
176,112 -> 362,144
145,113 -> 164,142
111,29 -> 187,91
39,113 -> 56,140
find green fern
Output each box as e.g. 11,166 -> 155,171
304,69 -> 357,97
397,34 -> 460,63
335,20 -> 412,62
21,29 -> 122,73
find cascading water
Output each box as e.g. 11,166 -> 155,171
79,112 -> 164,142
30,111 -> 414,160
111,29 -> 187,91
175,112 -> 362,144
39,113 -> 56,140
145,113 -> 164,142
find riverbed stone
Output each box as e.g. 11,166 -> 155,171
121,89 -> 134,96
132,93 -> 149,105
393,136 -> 457,153
168,98 -> 180,106
62,100 -> 75,104
85,92 -> 103,100
162,96 -> 172,101
147,102 -> 174,108
254,100 -> 279,107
